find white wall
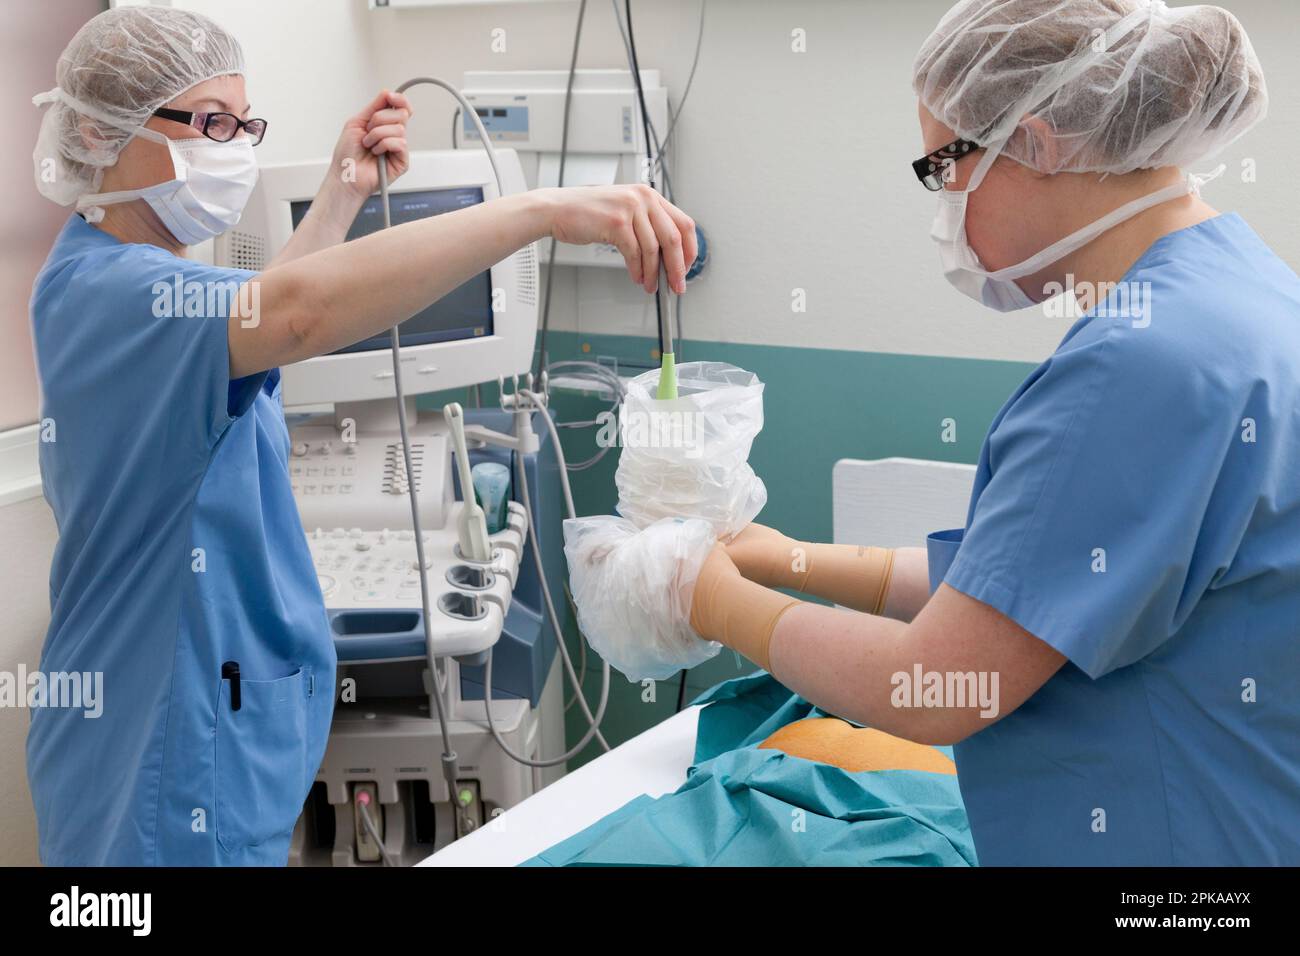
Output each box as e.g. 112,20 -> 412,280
0,497 -> 58,866
1,0 -> 105,431
2,0 -> 101,868
177,0 -> 1300,365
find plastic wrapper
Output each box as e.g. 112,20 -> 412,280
563,515 -> 720,682
614,361 -> 766,540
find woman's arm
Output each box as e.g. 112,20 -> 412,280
265,90 -> 414,268
228,183 -> 696,379
265,181 -> 366,268
881,547 -> 931,621
768,584 -> 1066,745
691,547 -> 1066,746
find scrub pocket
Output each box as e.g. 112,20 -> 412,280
214,666 -> 310,852
926,528 -> 965,597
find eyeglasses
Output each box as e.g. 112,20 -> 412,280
152,107 -> 268,146
912,137 -> 981,190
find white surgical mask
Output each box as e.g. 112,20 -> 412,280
77,124 -> 258,246
930,137 -> 1224,312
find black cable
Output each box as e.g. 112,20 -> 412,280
676,670 -> 688,712
624,0 -> 655,192
653,0 -> 706,171
610,0 -> 674,202
534,0 -> 588,380
676,292 -> 683,362
610,1 -> 683,356
624,0 -> 665,356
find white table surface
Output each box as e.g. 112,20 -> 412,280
420,705 -> 701,866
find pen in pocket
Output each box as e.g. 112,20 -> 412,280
221,661 -> 241,711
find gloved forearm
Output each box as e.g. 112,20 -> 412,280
689,546 -> 801,673
726,525 -> 895,615
788,542 -> 896,615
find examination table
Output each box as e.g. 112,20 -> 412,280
422,706 -> 700,866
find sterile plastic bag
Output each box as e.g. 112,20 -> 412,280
563,362 -> 767,681
614,362 -> 767,541
563,514 -> 721,682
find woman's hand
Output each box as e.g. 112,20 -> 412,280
266,91 -> 413,267
724,523 -> 801,589
539,184 -> 697,294
330,90 -> 413,200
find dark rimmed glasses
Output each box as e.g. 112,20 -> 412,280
912,137 -> 980,190
153,107 -> 268,146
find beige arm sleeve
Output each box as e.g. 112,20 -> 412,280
689,554 -> 801,674
753,543 -> 896,616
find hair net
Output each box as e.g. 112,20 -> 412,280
913,0 -> 1267,175
32,6 -> 245,206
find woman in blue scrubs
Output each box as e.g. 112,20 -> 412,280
27,6 -> 697,866
688,0 -> 1299,864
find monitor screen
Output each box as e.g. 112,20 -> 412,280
289,186 -> 493,353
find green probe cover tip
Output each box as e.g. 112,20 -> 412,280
657,352 -> 678,400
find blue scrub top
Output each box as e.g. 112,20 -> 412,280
927,213 -> 1300,865
27,215 -> 335,865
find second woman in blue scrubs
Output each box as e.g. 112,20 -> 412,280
687,0 -> 1299,864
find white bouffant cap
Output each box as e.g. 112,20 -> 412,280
32,6 -> 244,206
913,0 -> 1267,174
